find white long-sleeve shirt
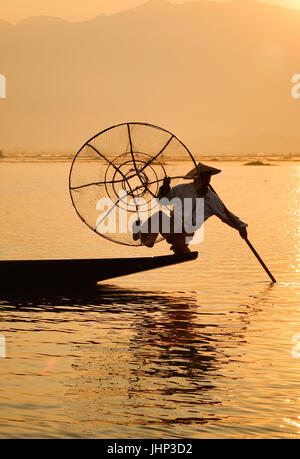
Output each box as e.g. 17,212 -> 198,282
160,182 -> 248,230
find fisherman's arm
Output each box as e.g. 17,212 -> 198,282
223,209 -> 248,239
211,193 -> 248,239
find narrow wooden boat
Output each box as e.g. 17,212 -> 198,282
0,252 -> 198,290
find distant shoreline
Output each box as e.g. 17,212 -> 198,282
0,155 -> 299,164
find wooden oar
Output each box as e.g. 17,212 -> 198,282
243,238 -> 277,283
208,184 -> 277,283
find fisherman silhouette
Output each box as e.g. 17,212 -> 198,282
133,163 -> 248,255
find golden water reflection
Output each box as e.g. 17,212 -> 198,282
0,162 -> 299,438
0,283 -> 281,438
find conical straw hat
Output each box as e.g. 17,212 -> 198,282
184,162 -> 222,179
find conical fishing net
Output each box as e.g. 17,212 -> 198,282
69,122 -> 195,246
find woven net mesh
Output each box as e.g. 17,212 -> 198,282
69,122 -> 194,246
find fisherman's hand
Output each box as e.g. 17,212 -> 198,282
239,227 -> 248,240
162,176 -> 171,187
158,176 -> 171,198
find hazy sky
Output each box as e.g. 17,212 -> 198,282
1,0 -> 300,153
1,0 -> 300,24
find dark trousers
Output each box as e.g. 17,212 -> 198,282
138,210 -> 194,251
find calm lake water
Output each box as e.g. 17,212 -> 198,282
0,161 -> 299,438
